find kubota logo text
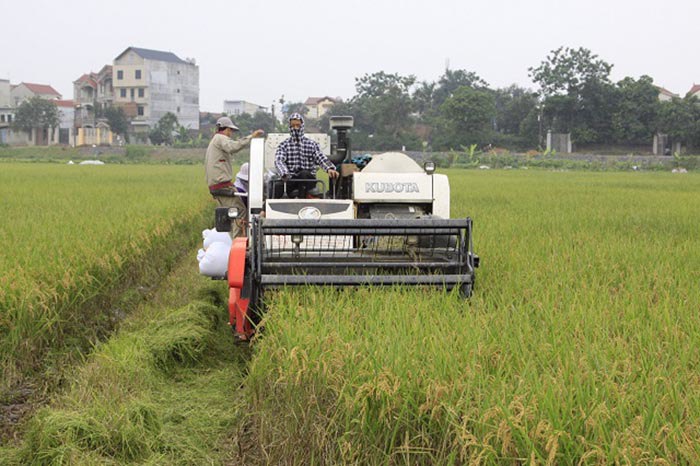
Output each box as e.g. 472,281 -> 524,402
365,182 -> 420,193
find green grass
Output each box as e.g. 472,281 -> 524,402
0,145 -> 84,161
244,170 -> 700,464
3,168 -> 699,464
0,256 -> 249,465
0,163 -> 212,391
0,144 -> 246,166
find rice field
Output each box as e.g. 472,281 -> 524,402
2,165 -> 699,464
245,170 -> 700,464
0,163 -> 210,389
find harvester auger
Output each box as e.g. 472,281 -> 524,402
215,116 -> 479,341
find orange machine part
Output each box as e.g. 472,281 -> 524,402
227,237 -> 253,339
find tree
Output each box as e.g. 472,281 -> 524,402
529,47 -> 615,145
433,86 -> 496,149
351,71 -> 417,148
576,78 -> 619,144
490,85 -> 539,149
282,102 -> 307,120
149,112 -> 179,145
493,85 -> 538,135
318,100 -> 361,133
433,69 -> 489,107
104,106 -> 129,137
612,76 -> 660,145
529,46 -> 613,98
12,97 -> 60,135
413,81 -> 437,116
656,97 -> 697,145
232,110 -> 283,134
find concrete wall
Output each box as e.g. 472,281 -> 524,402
147,59 -> 199,130
546,131 -> 572,154
76,127 -> 113,146
58,106 -> 75,129
0,128 -> 38,146
0,79 -> 10,107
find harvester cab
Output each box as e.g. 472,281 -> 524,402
215,116 -> 479,341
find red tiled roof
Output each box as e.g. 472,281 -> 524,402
75,74 -> 97,87
656,86 -> 678,98
55,100 -> 74,108
20,82 -> 61,96
97,65 -> 113,77
304,96 -> 336,105
688,84 -> 700,96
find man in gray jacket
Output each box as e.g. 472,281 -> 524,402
205,116 -> 264,238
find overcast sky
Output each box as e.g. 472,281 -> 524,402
3,0 -> 698,112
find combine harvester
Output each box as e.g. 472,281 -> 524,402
214,117 -> 479,340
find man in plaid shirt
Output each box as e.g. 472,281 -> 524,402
275,113 -> 339,197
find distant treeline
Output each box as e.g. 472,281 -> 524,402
257,47 -> 700,153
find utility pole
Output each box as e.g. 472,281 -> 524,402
270,102 -> 276,132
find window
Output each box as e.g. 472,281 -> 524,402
0,115 -> 5,123
138,88 -> 144,98
176,89 -> 180,93
7,115 -> 11,123
130,88 -> 135,100
120,89 -> 126,98
137,106 -> 144,116
177,107 -> 180,113
135,69 -> 141,79
117,70 -> 123,80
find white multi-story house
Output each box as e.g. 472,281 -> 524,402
0,79 -> 13,144
223,100 -> 267,116
113,46 -> 199,142
304,96 -> 338,119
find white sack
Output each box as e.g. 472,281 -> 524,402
198,241 -> 231,277
202,228 -> 232,249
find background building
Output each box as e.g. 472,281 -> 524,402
113,46 -> 199,142
304,96 -> 338,119
223,100 -> 266,116
0,79 -> 13,144
73,65 -> 114,128
10,82 -> 61,106
46,99 -> 75,145
0,79 -> 11,108
657,86 -> 679,102
2,82 -> 62,146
